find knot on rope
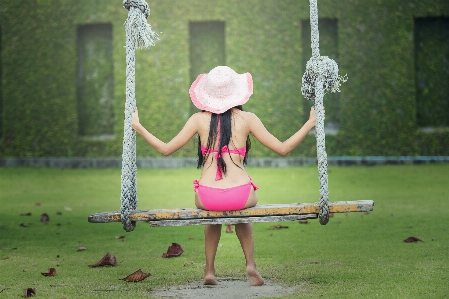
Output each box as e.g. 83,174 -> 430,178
123,0 -> 150,18
123,0 -> 159,49
301,56 -> 347,101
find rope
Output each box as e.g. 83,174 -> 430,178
301,0 -> 347,225
121,0 -> 159,232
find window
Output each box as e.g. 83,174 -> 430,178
77,23 -> 114,138
302,19 -> 339,134
415,17 -> 449,129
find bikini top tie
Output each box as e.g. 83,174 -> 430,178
201,145 -> 246,180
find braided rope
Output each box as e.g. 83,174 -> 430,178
121,0 -> 159,232
302,0 -> 347,225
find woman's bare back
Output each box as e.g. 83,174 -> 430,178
196,109 -> 253,188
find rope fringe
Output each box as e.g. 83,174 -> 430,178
301,56 -> 348,101
123,0 -> 160,49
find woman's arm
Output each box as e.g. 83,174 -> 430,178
248,106 -> 319,156
132,108 -> 199,156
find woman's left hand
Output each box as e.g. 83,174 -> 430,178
132,107 -> 140,130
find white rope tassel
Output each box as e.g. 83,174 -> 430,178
124,5 -> 159,49
121,0 -> 159,232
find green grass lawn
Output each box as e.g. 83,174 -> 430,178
0,165 -> 448,298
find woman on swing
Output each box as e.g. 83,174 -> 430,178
132,66 -> 318,286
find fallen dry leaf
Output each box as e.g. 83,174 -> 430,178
120,269 -> 151,282
115,235 -> 125,239
35,202 -> 41,206
298,220 -> 309,224
41,213 -> 49,223
77,247 -> 87,251
269,225 -> 289,229
56,211 -> 62,215
162,243 -> 184,258
23,288 -> 36,297
2,256 -> 9,260
41,268 -> 56,277
20,212 -> 32,216
19,223 -> 29,228
88,252 -> 117,267
404,236 -> 423,243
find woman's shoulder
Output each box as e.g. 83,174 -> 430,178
233,109 -> 258,122
190,111 -> 211,121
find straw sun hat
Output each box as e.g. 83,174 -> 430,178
189,66 -> 253,114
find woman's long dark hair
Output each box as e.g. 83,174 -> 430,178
197,106 -> 251,176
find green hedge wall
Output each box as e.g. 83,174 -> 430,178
0,0 -> 448,158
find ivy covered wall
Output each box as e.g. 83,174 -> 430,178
0,0 -> 448,158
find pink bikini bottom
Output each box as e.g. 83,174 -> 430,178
193,179 -> 259,211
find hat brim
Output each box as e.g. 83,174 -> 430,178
189,72 -> 253,114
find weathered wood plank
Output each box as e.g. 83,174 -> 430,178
148,214 -> 318,226
88,200 -> 373,224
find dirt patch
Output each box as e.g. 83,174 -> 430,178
151,277 -> 301,299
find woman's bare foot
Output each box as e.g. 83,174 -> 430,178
226,224 -> 233,233
203,273 -> 218,285
247,266 -> 264,286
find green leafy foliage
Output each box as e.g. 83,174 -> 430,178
0,0 -> 448,157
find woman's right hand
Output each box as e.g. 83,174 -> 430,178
308,106 -> 317,126
308,106 -> 325,127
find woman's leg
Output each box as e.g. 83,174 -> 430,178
203,224 -> 222,285
234,223 -> 264,286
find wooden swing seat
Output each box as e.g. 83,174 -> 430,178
88,200 -> 373,227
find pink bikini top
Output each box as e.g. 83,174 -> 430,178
201,145 -> 247,180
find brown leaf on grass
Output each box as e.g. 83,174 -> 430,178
88,252 -> 117,267
269,225 -> 289,229
35,202 -> 41,206
115,235 -> 125,239
404,236 -> 423,243
56,211 -> 62,215
162,243 -> 184,258
2,256 -> 9,260
120,269 -> 151,282
22,288 -> 36,297
19,223 -> 29,228
298,220 -> 309,224
41,213 -> 49,223
41,268 -> 56,277
20,212 -> 32,216
77,246 -> 87,251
